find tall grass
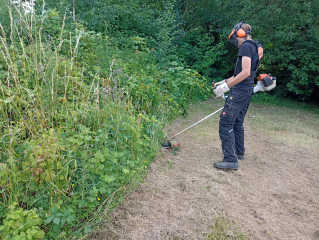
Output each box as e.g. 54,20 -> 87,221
0,5 -> 167,239
0,2 -> 209,237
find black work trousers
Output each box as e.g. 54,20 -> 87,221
219,88 -> 254,163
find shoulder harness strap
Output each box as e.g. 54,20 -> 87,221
242,40 -> 264,72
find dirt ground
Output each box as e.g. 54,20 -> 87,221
92,98 -> 319,240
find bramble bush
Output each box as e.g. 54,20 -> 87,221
0,5 -> 209,239
0,203 -> 45,239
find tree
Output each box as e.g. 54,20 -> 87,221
176,0 -> 319,100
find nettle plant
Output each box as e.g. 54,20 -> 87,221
0,203 -> 45,239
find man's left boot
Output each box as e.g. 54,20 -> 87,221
214,161 -> 239,170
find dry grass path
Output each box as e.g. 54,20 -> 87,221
93,99 -> 319,240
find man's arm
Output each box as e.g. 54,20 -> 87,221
227,56 -> 251,87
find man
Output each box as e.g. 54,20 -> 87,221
213,22 -> 263,170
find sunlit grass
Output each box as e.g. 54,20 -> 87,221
247,104 -> 319,151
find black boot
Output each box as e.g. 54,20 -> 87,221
214,161 -> 239,170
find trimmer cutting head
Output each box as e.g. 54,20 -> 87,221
161,137 -> 181,149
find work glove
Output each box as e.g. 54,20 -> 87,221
214,80 -> 226,87
213,82 -> 230,98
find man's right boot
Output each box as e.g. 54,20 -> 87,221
214,161 -> 239,170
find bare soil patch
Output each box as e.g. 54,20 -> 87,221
92,98 -> 319,240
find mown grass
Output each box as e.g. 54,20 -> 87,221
207,215 -> 249,240
251,92 -> 319,115
247,102 -> 319,151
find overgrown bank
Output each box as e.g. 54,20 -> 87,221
0,6 -> 210,239
1,0 -> 318,239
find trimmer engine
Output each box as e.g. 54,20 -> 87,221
254,73 -> 276,93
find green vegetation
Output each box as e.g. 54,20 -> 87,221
252,93 -> 319,114
176,0 -> 319,101
207,215 -> 248,240
0,0 -> 318,239
0,3 -> 209,239
248,100 -> 319,151
0,203 -> 45,239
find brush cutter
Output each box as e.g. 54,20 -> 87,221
161,75 -> 276,149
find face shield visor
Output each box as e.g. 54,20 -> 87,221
228,29 -> 239,47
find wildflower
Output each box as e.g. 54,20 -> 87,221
97,197 -> 101,201
144,161 -> 147,163
72,184 -> 75,186
147,85 -> 149,89
102,88 -> 108,93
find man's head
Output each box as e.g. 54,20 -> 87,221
228,22 -> 252,47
